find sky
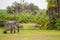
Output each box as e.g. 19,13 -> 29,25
0,0 -> 47,9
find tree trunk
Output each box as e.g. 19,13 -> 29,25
57,0 -> 60,17
48,7 -> 55,30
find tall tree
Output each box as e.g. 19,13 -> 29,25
47,0 -> 57,29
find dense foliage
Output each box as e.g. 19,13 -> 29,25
0,11 -> 50,30
47,0 -> 60,30
7,1 -> 39,13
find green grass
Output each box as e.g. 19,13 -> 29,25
0,28 -> 60,40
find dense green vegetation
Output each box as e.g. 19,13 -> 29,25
7,1 -> 39,13
0,10 -> 60,30
46,0 -> 60,30
0,10 -> 49,30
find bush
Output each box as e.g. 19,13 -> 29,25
55,18 -> 60,30
0,12 -> 49,29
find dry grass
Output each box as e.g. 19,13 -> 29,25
0,29 -> 60,40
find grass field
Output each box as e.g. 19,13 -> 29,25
0,28 -> 60,40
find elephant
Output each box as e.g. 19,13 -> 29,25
3,20 -> 21,34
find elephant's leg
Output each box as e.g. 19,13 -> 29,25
3,30 -> 7,34
14,25 -> 16,33
15,23 -> 20,33
17,26 -> 19,32
11,26 -> 12,34
14,27 -> 16,33
3,26 -> 7,34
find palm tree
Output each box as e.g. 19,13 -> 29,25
12,1 -> 21,13
47,0 -> 57,29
